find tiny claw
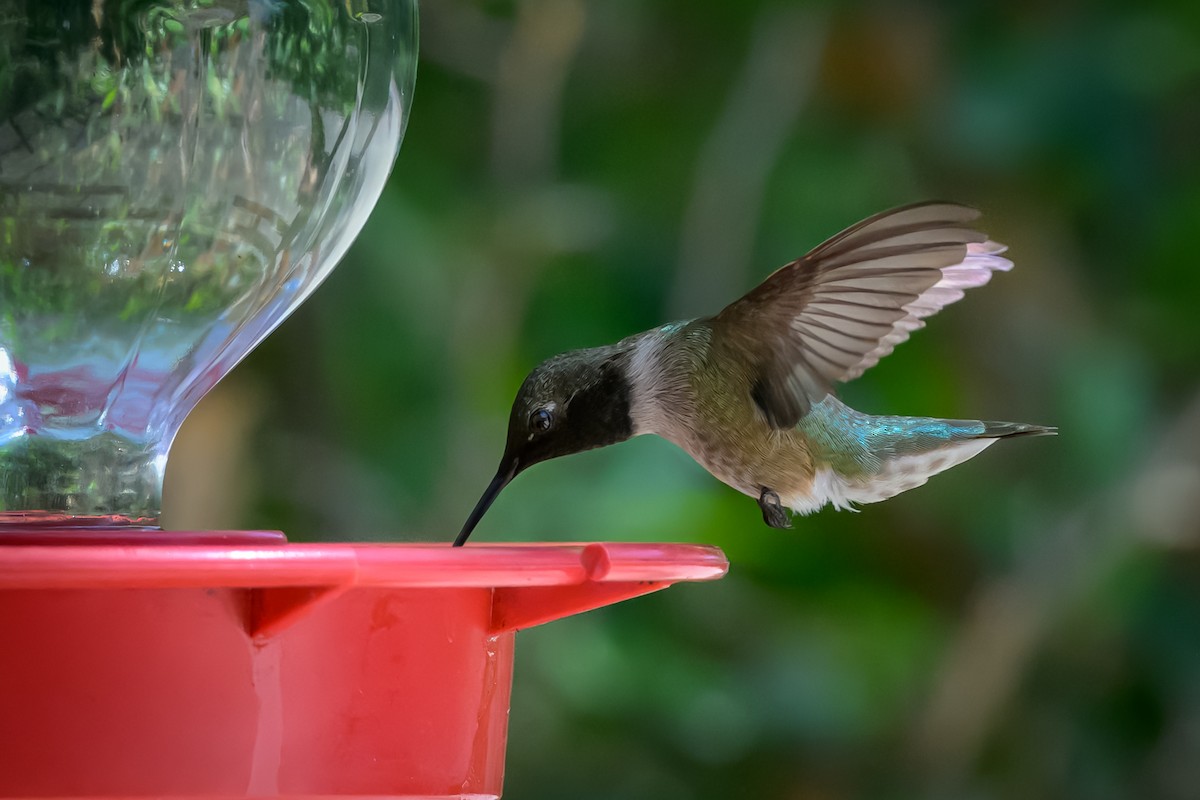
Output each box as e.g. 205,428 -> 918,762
758,488 -> 791,529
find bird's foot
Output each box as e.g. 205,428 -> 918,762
758,488 -> 792,529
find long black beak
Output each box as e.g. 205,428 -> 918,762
453,457 -> 519,546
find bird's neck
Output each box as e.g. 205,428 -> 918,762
625,321 -> 706,438
565,342 -> 637,450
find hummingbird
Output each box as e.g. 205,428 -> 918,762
455,202 -> 1055,546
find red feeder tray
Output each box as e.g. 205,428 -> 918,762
0,533 -> 727,799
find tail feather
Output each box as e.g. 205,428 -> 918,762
794,397 -> 1056,513
832,437 -> 994,509
977,421 -> 1058,440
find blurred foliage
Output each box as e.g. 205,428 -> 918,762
0,0 -> 368,119
165,0 -> 1200,798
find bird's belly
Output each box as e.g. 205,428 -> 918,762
672,425 -> 816,504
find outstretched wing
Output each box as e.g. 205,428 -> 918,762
712,202 -> 1012,429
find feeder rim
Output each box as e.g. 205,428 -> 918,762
0,539 -> 729,590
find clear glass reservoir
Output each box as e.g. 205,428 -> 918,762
0,0 -> 418,525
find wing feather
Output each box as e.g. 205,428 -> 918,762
713,202 -> 1013,428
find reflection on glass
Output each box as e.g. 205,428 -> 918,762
0,0 -> 417,525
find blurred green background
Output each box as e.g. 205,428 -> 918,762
163,1 -> 1200,797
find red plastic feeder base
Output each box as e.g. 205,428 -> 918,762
0,533 -> 727,799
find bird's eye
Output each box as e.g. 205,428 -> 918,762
530,408 -> 554,433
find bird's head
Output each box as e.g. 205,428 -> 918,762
454,347 -> 633,545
